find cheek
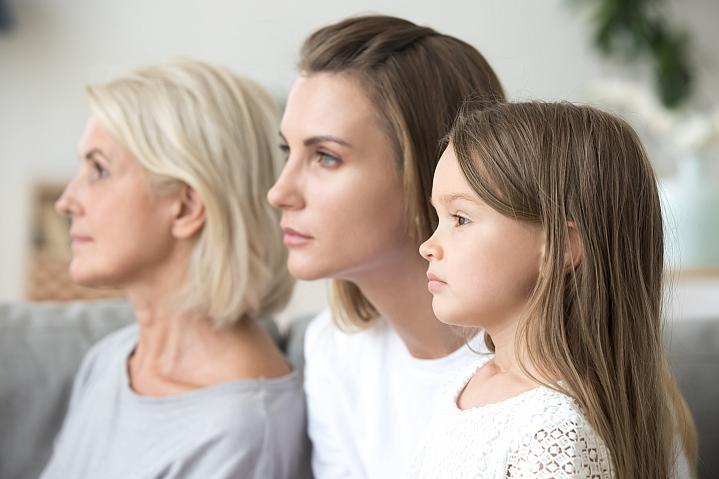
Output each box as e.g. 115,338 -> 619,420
434,233 -> 542,326
72,195 -> 175,284
288,172 -> 408,279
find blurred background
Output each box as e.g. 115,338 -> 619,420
1,0 -> 718,324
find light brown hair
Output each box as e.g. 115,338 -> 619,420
450,101 -> 697,478
299,15 -> 505,329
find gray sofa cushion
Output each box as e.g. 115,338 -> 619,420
0,301 -> 134,479
665,318 -> 719,478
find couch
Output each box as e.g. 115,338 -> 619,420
0,300 -> 717,478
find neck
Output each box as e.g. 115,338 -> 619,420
485,320 -> 520,373
121,252 -> 249,377
347,246 -> 464,359
486,316 -> 547,383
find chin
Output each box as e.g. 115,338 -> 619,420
68,261 -> 116,289
431,300 -> 476,327
286,257 -> 329,281
286,250 -> 349,281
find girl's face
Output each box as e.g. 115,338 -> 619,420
267,73 -> 412,282
55,117 -> 179,288
419,145 -> 545,328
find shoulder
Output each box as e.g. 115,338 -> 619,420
513,388 -> 601,444
181,373 -> 306,445
507,388 -> 614,478
439,356 -> 493,404
198,376 -> 310,466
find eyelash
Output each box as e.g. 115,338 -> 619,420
452,213 -> 470,227
90,160 -> 109,180
278,144 -> 341,168
316,151 -> 341,167
279,143 -> 290,161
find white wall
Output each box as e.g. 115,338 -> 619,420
1,0 -> 717,319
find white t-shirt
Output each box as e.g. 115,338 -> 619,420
303,308 -> 488,479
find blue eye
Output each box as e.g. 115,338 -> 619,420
91,161 -> 109,180
317,151 -> 341,167
453,214 -> 470,226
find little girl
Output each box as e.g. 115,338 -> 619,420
411,102 -> 697,478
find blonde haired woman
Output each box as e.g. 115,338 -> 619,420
41,59 -> 310,479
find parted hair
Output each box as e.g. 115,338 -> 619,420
450,101 -> 697,478
86,59 -> 294,327
299,15 -> 506,329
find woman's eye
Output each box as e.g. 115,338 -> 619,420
91,161 -> 109,180
317,151 -> 341,167
453,214 -> 470,226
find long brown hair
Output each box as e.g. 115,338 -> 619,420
299,15 -> 505,329
450,101 -> 697,478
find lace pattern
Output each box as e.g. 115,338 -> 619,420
407,357 -> 614,478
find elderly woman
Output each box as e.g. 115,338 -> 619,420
41,59 -> 310,478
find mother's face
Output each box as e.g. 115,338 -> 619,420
267,73 -> 411,282
55,117 -> 178,289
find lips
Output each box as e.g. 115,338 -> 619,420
69,233 -> 93,244
281,227 -> 313,247
426,271 -> 447,293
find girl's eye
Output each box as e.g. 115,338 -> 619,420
279,143 -> 290,161
317,151 -> 341,168
453,214 -> 470,227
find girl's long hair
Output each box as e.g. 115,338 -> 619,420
450,101 -> 697,478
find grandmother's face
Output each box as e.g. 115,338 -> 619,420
55,117 -> 178,289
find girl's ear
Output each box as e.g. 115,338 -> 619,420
171,184 -> 206,240
565,221 -> 583,271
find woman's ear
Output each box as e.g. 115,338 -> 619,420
171,184 -> 206,239
565,221 -> 583,271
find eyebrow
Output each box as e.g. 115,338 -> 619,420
279,131 -> 352,148
81,148 -> 111,164
433,193 -> 477,205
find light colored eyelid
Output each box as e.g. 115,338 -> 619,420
317,150 -> 341,163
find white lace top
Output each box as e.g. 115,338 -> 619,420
407,356 -> 614,478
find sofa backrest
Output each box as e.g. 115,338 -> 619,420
0,301 -> 134,479
665,317 -> 719,478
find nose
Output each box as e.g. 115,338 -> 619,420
267,156 -> 305,210
419,230 -> 442,261
55,177 -> 83,218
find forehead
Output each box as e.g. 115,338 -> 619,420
281,72 -> 379,138
433,146 -> 474,195
77,117 -> 120,154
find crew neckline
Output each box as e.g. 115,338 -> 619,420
118,324 -> 299,405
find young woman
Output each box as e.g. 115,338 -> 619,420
412,101 -> 697,478
267,15 -> 505,478
42,59 -> 310,478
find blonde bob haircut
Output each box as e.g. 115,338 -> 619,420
86,58 -> 294,327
